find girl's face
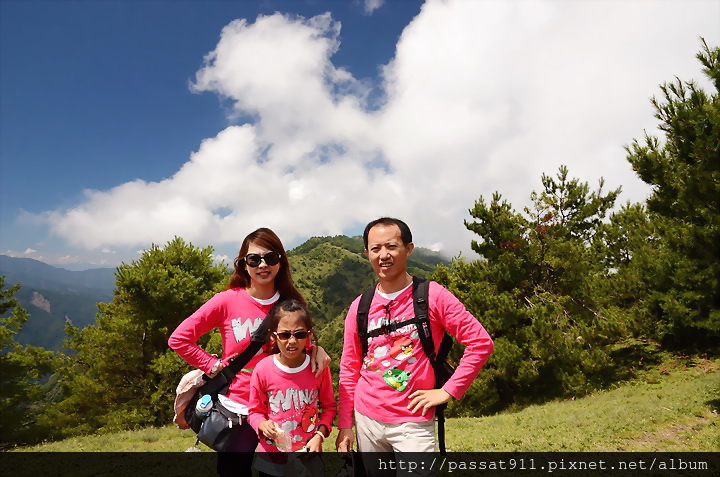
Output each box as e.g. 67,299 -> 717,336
272,310 -> 311,367
244,241 -> 281,288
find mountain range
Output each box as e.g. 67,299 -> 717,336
0,255 -> 116,350
0,236 -> 448,351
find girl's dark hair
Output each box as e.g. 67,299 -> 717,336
267,299 -> 314,345
226,228 -> 306,306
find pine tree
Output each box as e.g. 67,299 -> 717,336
43,238 -> 228,436
0,276 -> 57,446
626,39 -> 720,346
434,167 -> 627,412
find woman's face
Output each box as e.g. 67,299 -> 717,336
244,241 -> 281,288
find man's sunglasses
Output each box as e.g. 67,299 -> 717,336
273,330 -> 310,341
243,251 -> 282,267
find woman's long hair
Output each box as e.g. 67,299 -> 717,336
226,228 -> 306,306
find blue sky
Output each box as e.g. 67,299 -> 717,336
1,0 -> 718,270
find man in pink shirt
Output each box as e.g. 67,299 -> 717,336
336,217 -> 494,461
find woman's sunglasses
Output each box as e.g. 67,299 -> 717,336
243,251 -> 282,267
273,330 -> 310,341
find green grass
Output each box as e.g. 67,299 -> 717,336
447,356 -> 719,452
8,357 -> 719,453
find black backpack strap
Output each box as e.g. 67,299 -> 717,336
412,276 -> 454,368
365,316 -> 419,338
225,315 -> 269,375
412,276 -> 451,455
199,313 -> 269,397
359,278 -> 435,359
436,333 -> 454,363
356,286 -> 376,357
411,277 -> 435,361
437,406 -> 447,455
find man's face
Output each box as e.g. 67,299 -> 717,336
365,224 -> 414,282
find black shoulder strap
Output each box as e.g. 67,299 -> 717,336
356,286 -> 376,357
411,276 -> 435,361
199,312 -> 269,397
357,277 -> 435,359
412,277 -> 454,364
226,315 -> 269,375
412,276 -> 452,456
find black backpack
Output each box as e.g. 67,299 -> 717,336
356,276 -> 454,455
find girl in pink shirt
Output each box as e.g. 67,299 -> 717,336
249,299 -> 336,477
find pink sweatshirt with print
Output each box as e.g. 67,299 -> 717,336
168,288 -> 273,407
249,354 -> 336,455
338,281 -> 494,428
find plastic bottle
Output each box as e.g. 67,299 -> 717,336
195,394 -> 213,417
274,423 -> 293,452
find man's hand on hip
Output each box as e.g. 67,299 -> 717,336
407,388 -> 451,416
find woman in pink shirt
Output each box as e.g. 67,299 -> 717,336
168,228 -> 329,477
249,299 -> 336,477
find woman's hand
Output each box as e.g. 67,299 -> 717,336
310,345 -> 331,377
208,359 -> 225,377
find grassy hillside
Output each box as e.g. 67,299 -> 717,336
289,238 -> 376,331
10,356 -> 718,453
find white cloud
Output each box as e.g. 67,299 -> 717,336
428,243 -> 443,253
36,1 -> 720,258
363,0 -> 385,15
3,248 -> 118,268
4,249 -> 44,261
212,254 -> 230,266
57,255 -> 82,264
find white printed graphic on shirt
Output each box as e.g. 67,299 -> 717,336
231,317 -> 264,342
268,388 -> 319,415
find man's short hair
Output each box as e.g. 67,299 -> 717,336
363,217 -> 413,249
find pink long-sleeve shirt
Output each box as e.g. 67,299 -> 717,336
338,281 -> 494,428
249,354 -> 336,455
168,288 -> 274,407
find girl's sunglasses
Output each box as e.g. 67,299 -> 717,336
243,251 -> 282,267
273,330 -> 310,341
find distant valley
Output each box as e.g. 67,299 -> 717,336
0,255 -> 116,350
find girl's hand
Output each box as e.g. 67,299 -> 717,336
259,420 -> 279,440
310,345 -> 331,377
305,432 -> 324,453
